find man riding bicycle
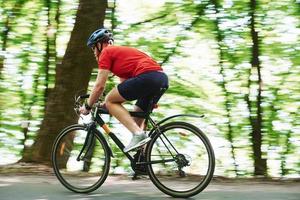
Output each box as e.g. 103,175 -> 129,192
79,28 -> 169,152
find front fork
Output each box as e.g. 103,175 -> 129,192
76,122 -> 96,162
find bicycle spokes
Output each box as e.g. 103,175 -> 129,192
147,122 -> 215,195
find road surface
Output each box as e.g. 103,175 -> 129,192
0,175 -> 299,200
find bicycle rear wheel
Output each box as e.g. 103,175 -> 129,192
52,124 -> 110,193
146,121 -> 215,198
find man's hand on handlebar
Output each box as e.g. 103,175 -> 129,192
75,93 -> 107,116
79,103 -> 92,115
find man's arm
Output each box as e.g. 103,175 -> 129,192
87,69 -> 110,107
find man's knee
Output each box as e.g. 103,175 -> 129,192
104,93 -> 124,109
104,90 -> 116,105
105,88 -> 126,104
104,96 -> 114,109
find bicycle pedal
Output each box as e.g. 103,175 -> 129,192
132,174 -> 141,180
134,169 -> 148,176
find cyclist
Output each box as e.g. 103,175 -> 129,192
79,28 -> 168,152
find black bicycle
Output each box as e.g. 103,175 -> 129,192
51,90 -> 215,198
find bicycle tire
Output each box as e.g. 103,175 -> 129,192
52,124 -> 111,193
146,121 -> 215,198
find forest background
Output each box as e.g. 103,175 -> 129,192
0,0 -> 299,178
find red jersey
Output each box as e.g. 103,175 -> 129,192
98,46 -> 162,79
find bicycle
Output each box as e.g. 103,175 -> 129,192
51,89 -> 215,198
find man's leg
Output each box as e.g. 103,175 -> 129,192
105,87 -> 151,152
133,105 -> 146,130
105,87 -> 142,134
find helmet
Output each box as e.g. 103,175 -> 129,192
87,28 -> 113,48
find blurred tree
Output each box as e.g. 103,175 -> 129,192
0,0 -> 27,71
44,0 -> 61,100
210,0 -> 238,175
246,0 -> 266,176
17,0 -> 62,157
21,0 -> 108,164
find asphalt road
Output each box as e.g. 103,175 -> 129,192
0,175 -> 299,200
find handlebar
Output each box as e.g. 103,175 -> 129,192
79,94 -> 90,99
74,93 -> 105,116
75,94 -> 91,109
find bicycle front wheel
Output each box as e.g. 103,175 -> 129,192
146,121 -> 215,198
52,124 -> 111,193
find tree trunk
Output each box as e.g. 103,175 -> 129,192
247,0 -> 266,176
21,0 -> 107,164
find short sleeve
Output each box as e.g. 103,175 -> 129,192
98,48 -> 111,70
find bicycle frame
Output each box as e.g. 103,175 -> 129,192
79,104 -> 204,169
91,105 -> 160,164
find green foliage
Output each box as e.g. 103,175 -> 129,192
167,79 -> 207,99
0,0 -> 299,177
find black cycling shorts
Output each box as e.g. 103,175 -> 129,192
117,71 -> 169,112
